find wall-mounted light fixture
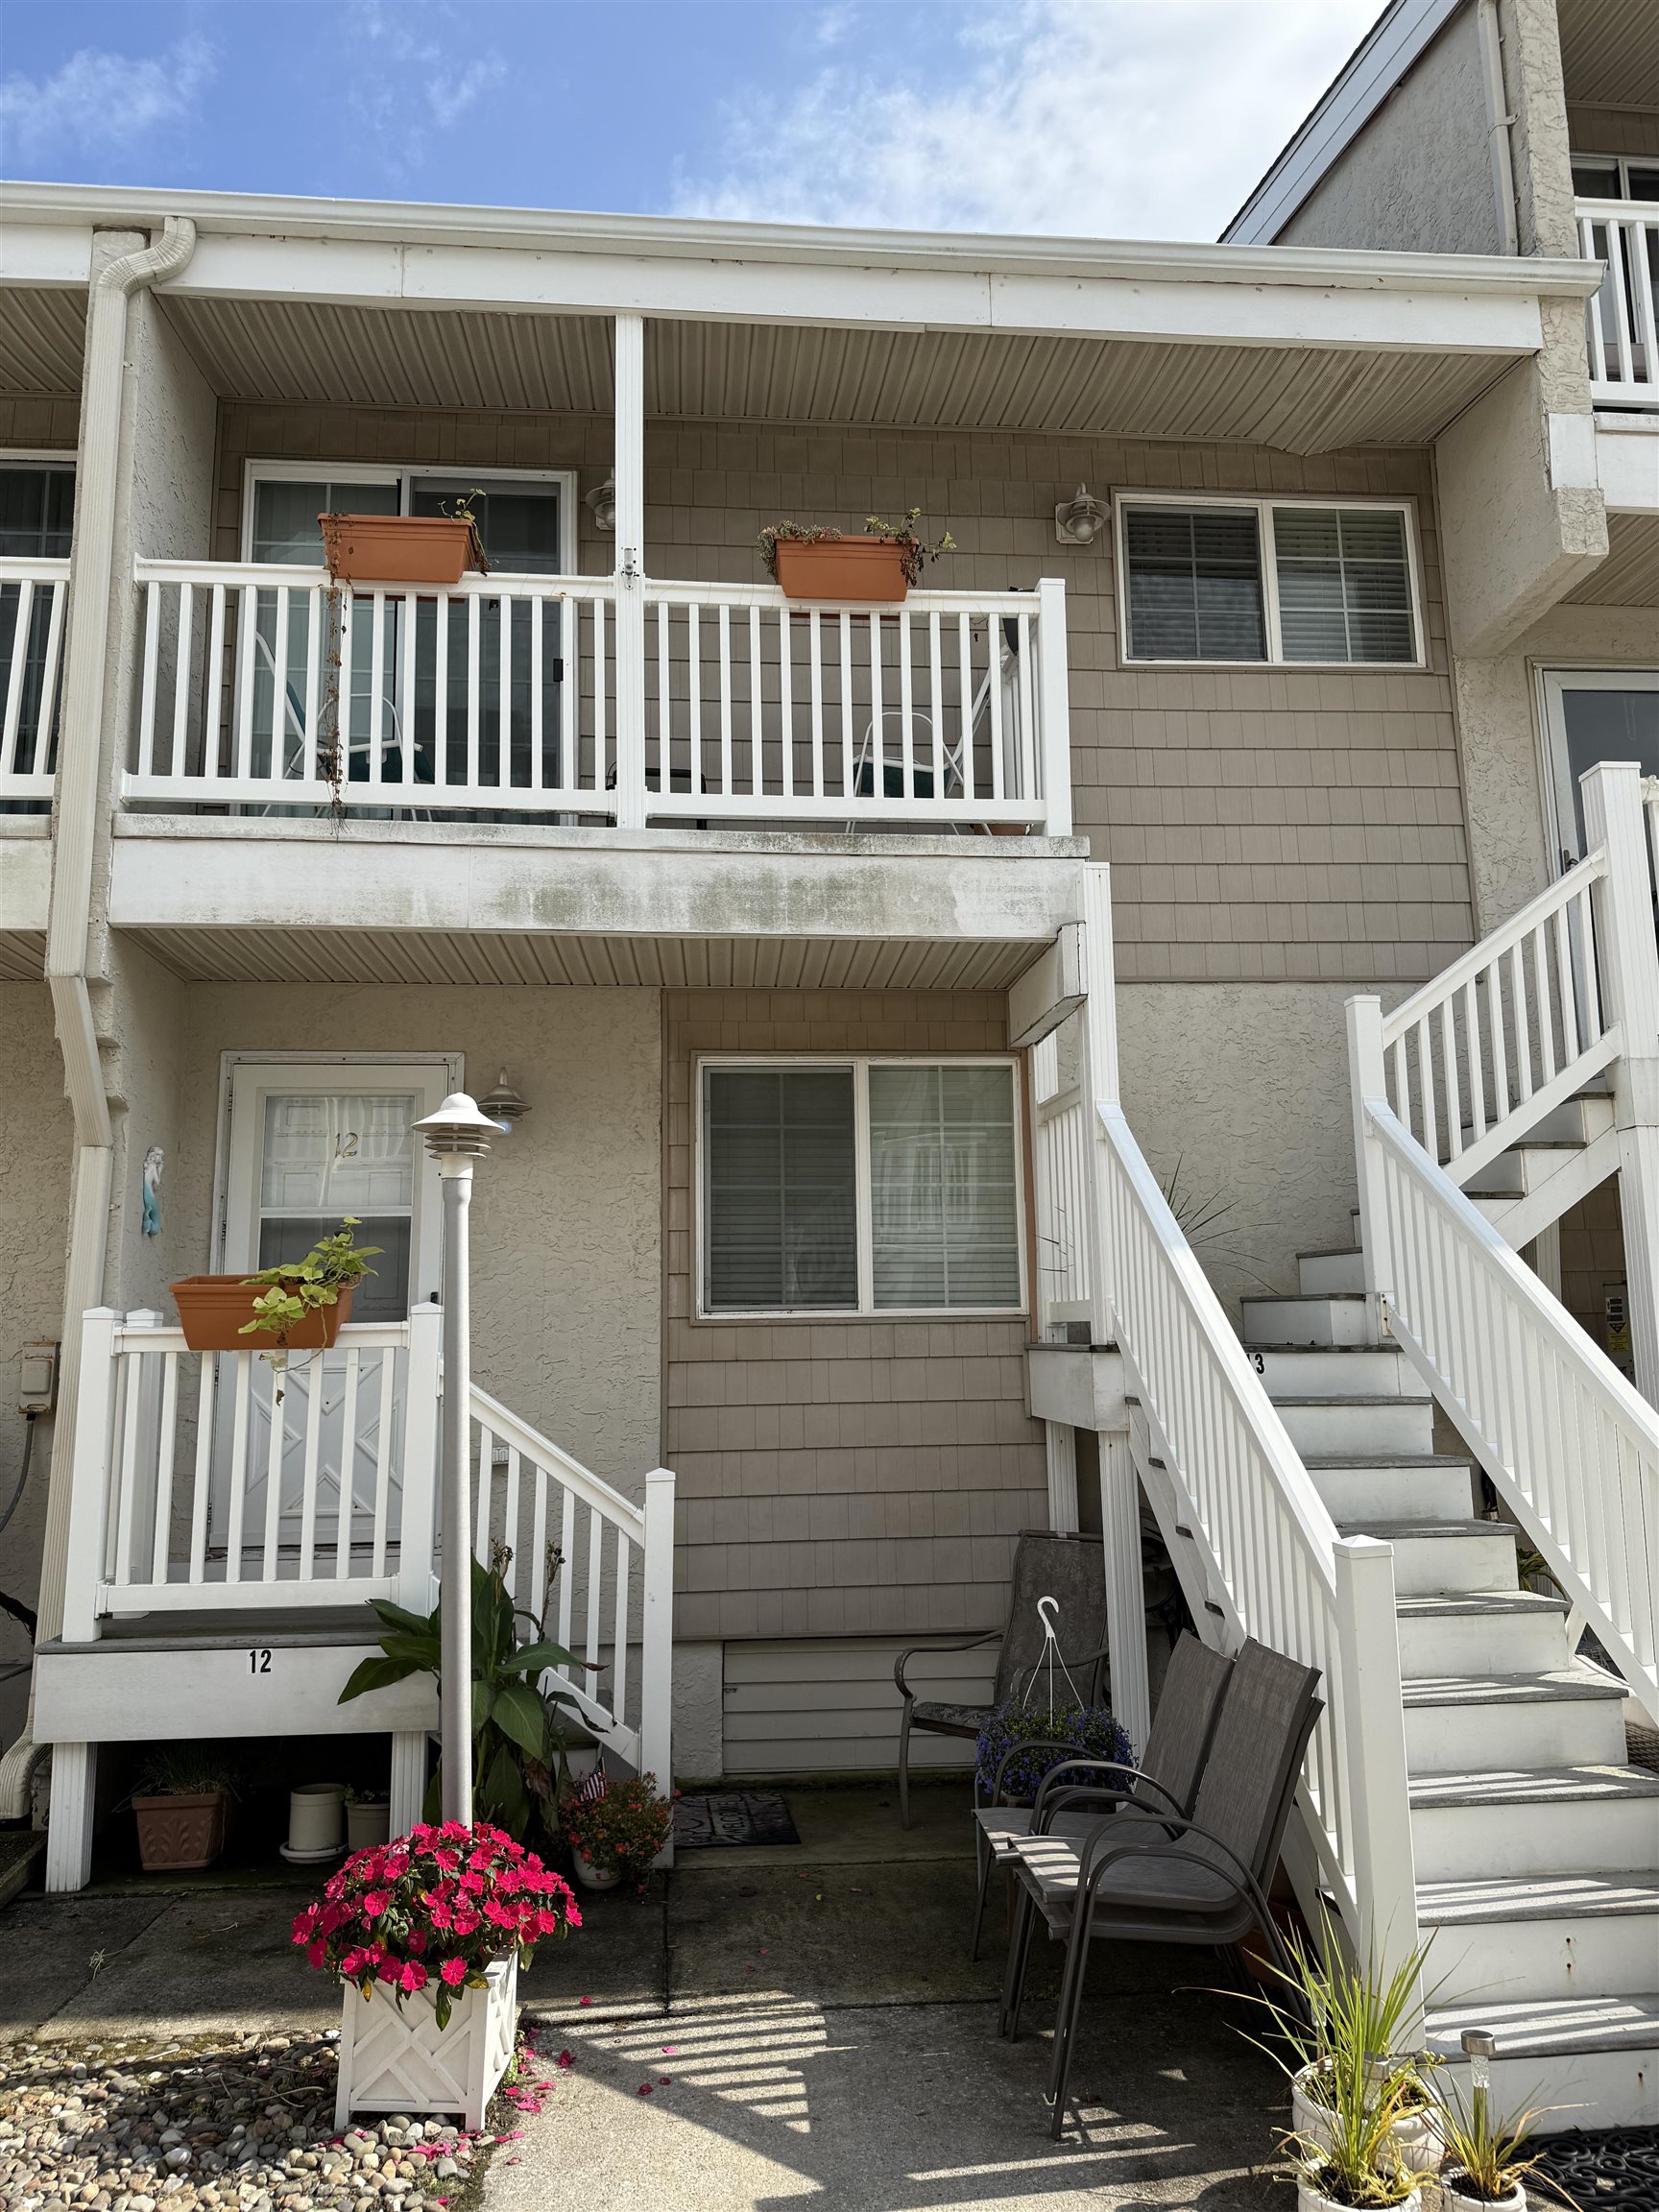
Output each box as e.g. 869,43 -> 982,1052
480,1070 -> 529,1136
586,474 -> 616,533
1054,484 -> 1109,547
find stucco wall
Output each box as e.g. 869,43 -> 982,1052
165,983 -> 662,1495
213,402 -> 1472,989
0,985 -> 74,1753
1279,6 -> 1501,254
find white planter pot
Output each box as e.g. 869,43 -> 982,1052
1297,2182 -> 1421,2212
285,1782 -> 345,1862
334,1955 -> 517,2132
1439,2181 -> 1526,2212
569,1848 -> 622,1892
1292,2065 -> 1442,2176
347,1800 -> 391,1851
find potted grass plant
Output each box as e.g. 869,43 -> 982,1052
131,1746 -> 239,1872
320,492 -> 489,588
171,1216 -> 379,1356
1432,2069 -> 1552,2210
758,508 -> 954,602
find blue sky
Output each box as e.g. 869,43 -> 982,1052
0,2 -> 1382,240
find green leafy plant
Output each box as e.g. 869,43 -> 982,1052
338,1556 -> 584,1840
132,1745 -> 241,1799
562,1772 -> 673,1891
1282,2089 -> 1424,2207
1432,2075 -> 1555,2204
239,1215 -> 380,1352
757,506 -> 954,585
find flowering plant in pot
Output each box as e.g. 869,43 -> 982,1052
294,1820 -> 579,2128
171,1216 -> 379,1358
974,1698 -> 1133,1806
320,493 -> 489,589
758,508 -> 954,602
131,1745 -> 240,1873
560,1771 -> 673,1893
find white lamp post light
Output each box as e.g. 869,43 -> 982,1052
413,1091 -> 498,1825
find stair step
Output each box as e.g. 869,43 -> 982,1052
1394,1591 -> 1567,1672
1304,1455 -> 1476,1524
1410,1763 -> 1659,1811
1418,1871 -> 1659,1925
1395,1591 -> 1565,1620
1418,1873 -> 1659,1999
1337,1520 -> 1519,1595
1408,1765 -> 1659,1882
1297,1247 -> 1366,1296
1401,1668 -> 1626,1708
1272,1393 -> 1435,1456
1402,1667 -> 1628,1772
1246,1347 -> 1411,1398
1239,1293 -> 1371,1349
1423,1997 -> 1659,2128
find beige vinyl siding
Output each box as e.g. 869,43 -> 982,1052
722,1636 -> 999,1777
0,395 -> 79,447
665,989 -> 1048,1644
1568,108 -> 1659,161
214,403 -> 1472,987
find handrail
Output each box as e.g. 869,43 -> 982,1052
0,556 -> 71,580
469,1382 -> 645,1536
1382,849 -> 1606,1047
132,557 -> 614,598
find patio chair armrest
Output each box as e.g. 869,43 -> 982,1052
1032,1758 -> 1184,1824
894,1629 -> 1000,1703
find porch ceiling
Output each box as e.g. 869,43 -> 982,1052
1564,512 -> 1659,606
1558,0 -> 1659,111
162,295 -> 1514,455
119,926 -> 1038,991
0,286 -> 84,395
0,932 -> 45,983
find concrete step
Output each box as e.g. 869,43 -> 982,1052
1303,1455 -> 1476,1525
1244,1346 -> 1412,1399
1337,1520 -> 1521,1597
1418,1872 -> 1659,2001
1424,1995 -> 1659,2129
1297,1247 -> 1366,1296
1395,1591 -> 1571,1676
1272,1394 -> 1436,1457
1402,1668 -> 1629,1773
1239,1293 -> 1372,1349
1408,1764 -> 1659,1881
1464,1139 -> 1590,1199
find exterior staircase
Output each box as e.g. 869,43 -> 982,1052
1461,1085 -> 1619,1252
1239,1236 -> 1659,2128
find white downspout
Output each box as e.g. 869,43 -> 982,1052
0,216 -> 197,1821
1478,0 -> 1520,256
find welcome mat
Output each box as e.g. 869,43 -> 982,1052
673,1791 -> 801,1850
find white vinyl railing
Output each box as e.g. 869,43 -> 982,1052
0,557 -> 69,805
1579,199 -> 1659,407
1031,1032 -> 1099,1334
121,559 -> 1072,834
61,1304 -> 675,1778
1380,849 -> 1615,1185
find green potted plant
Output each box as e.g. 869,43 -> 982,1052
131,1746 -> 240,1872
320,491 -> 489,588
758,508 -> 954,603
171,1216 -> 380,1355
561,1772 -> 673,1894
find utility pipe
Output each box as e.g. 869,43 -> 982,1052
0,217 -> 197,1822
1478,0 -> 1520,257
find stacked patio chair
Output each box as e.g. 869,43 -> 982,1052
998,1636 -> 1323,2140
969,1629 -> 1232,1960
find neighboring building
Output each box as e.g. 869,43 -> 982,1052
0,0 -> 1654,2117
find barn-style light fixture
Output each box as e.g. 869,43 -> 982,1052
1054,484 -> 1109,547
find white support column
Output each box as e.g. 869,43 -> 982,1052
1581,761 -> 1659,1406
1333,1537 -> 1420,1987
389,1732 -> 429,1839
639,1466 -> 676,1861
612,311 -> 647,830
61,1308 -> 120,1645
1098,1430 -> 1150,1751
1045,1421 -> 1079,1534
1078,862 -> 1119,1349
396,1304 -> 442,1614
1034,577 -> 1071,837
45,1743 -> 98,1893
1346,996 -> 1394,1349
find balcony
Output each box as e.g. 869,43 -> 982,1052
1577,198 -> 1659,409
0,557 -> 69,808
122,561 -> 1071,836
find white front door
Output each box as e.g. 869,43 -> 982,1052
213,1056 -> 455,1562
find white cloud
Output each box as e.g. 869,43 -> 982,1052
677,0 -> 1382,242
343,2 -> 508,181
0,33 -> 214,164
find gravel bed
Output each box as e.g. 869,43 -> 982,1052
0,2031 -> 495,2212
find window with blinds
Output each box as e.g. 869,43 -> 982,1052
1119,497 -> 1420,666
701,1061 -> 1023,1314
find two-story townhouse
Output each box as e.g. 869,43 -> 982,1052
1,168 -> 1655,2120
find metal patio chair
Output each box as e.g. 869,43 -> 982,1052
998,1635 -> 1323,2139
968,1629 -> 1232,1959
893,1529 -> 1106,1828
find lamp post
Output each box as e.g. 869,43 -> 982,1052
413,1091 -> 498,1826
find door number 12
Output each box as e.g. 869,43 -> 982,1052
249,1648 -> 272,1673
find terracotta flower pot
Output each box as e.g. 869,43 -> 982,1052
772,536 -> 911,603
132,1789 -> 228,1872
319,514 -> 487,587
170,1276 -> 356,1353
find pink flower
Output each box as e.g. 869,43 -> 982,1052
376,1958 -> 399,1984
362,1889 -> 391,1918
458,1871 -> 486,1895
556,2051 -> 574,2070
440,1957 -> 468,1987
306,1939 -> 326,1970
637,2084 -> 653,2098
398,1960 -> 428,1993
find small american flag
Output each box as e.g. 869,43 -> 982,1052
573,1763 -> 609,1806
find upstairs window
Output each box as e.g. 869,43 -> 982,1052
1118,495 -> 1421,667
0,463 -> 74,558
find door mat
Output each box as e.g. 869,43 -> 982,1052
673,1791 -> 801,1849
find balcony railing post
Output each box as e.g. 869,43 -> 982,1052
612,311 -> 648,830
61,1309 -> 121,1644
1035,577 -> 1071,837
1346,995 -> 1394,1349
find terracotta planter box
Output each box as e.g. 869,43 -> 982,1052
170,1275 -> 356,1353
132,1789 -> 228,1872
319,514 -> 487,588
772,536 -> 910,603
335,1956 -> 516,2131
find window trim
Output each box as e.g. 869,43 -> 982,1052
239,460 -> 580,573
1113,489 -> 1427,670
693,1052 -> 1028,1322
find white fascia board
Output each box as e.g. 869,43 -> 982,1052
0,833 -> 51,931
1224,0 -> 1467,246
0,219 -> 93,287
1596,420 -> 1659,515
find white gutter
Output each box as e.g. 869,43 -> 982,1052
1477,0 -> 1521,255
0,216 -> 197,1823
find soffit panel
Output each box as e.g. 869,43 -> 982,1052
0,932 -> 45,982
1557,0 -> 1659,111
121,927 -> 1035,991
0,287 -> 85,396
166,295 -> 1507,451
1565,510 -> 1659,605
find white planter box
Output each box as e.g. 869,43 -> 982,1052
334,1956 -> 517,2131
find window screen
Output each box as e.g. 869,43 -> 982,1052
704,1069 -> 857,1310
1273,507 -> 1415,664
1122,506 -> 1265,661
868,1065 -> 1020,1310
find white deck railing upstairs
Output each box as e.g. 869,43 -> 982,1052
121,559 -> 1071,835
1380,846 -> 1614,1184
61,1304 -> 674,1777
1578,199 -> 1659,407
0,557 -> 69,806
